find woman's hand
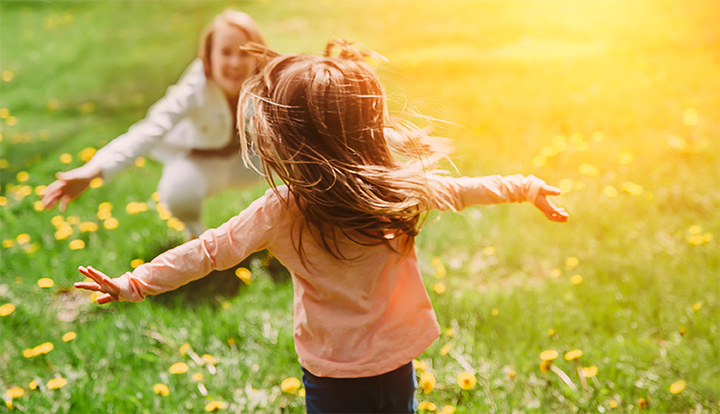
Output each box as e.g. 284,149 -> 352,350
534,185 -> 569,222
74,266 -> 120,305
41,164 -> 102,212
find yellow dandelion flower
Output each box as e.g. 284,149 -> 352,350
688,235 -> 704,245
281,377 -> 301,394
79,222 -> 98,232
2,239 -> 14,248
0,108 -> 8,118
492,308 -> 500,316
51,215 -> 65,227
299,388 -> 306,397
540,350 -> 559,361
33,201 -> 44,211
571,275 -> 583,285
621,182 -> 643,196
6,115 -> 18,126
507,370 -> 516,379
152,191 -> 160,201
692,302 -> 702,312
33,342 -> 54,355
78,102 -> 95,113
637,398 -> 647,409
540,359 -> 552,373
558,178 -> 573,194
89,177 -> 103,188
669,380 -> 686,394
7,387 -> 24,399
104,217 -> 119,230
59,153 -> 73,164
29,380 -> 37,390
55,223 -> 73,240
0,303 -> 15,316
441,405 -> 456,414
167,217 -> 185,231
24,242 -> 39,255
205,401 -> 227,411
603,186 -> 617,198
169,362 -> 188,374
582,366 -> 598,378
688,225 -> 702,235
434,283 -> 446,294
548,328 -> 556,336
157,203 -> 172,220
0,196 -> 6,206
609,400 -> 618,408
47,377 -> 67,390
98,201 -> 113,211
35,185 -> 47,195
78,147 -> 97,162
222,301 -> 230,309
533,155 -> 547,167
130,259 -> 144,269
23,348 -> 36,358
201,354 -> 216,365
417,401 -> 436,411
578,163 -> 599,177
37,278 -> 54,288
684,108 -> 698,125
413,359 -> 427,372
618,151 -> 634,165
679,326 -> 687,336
126,202 -> 148,214
420,372 -> 435,393
153,383 -> 169,396
179,343 -> 191,356
66,216 -> 80,225
440,344 -> 451,356
0,160 -> 7,169
62,331 -> 76,342
192,373 -> 204,382
16,172 -> 29,183
235,267 -> 252,285
227,338 -> 235,345
482,246 -> 496,256
445,327 -> 455,337
703,233 -> 713,243
565,349 -> 582,360
135,157 -> 146,167
457,372 -> 477,390
565,257 -> 579,270
97,209 -> 112,220
2,70 -> 14,82
69,239 -> 85,250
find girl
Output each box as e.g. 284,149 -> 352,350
42,10 -> 266,238
75,40 -> 569,413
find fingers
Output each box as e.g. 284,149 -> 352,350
96,293 -> 118,305
535,197 -> 569,222
59,195 -> 72,213
78,266 -> 119,295
539,184 -> 562,197
73,281 -> 103,291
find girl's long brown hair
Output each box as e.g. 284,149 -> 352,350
238,40 -> 454,262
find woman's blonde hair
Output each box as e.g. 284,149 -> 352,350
198,10 -> 267,78
239,40 -> 454,262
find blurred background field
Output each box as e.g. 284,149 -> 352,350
0,1 -> 718,413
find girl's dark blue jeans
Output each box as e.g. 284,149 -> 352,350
302,362 -> 418,413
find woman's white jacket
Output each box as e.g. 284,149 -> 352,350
88,59 -> 234,181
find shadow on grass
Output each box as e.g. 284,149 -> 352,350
142,238 -> 290,309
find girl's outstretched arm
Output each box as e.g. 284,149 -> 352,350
428,173 -> 569,222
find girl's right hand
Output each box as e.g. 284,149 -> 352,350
41,164 -> 102,212
74,266 -> 120,305
534,184 -> 569,222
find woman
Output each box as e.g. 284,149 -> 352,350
42,10 -> 266,237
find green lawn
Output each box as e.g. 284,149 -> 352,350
1,1 -> 718,413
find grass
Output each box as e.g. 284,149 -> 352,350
1,1 -> 718,413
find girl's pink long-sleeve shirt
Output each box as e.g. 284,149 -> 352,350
112,174 -> 545,378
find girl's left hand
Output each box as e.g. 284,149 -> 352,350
534,185 -> 569,222
74,266 -> 120,304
